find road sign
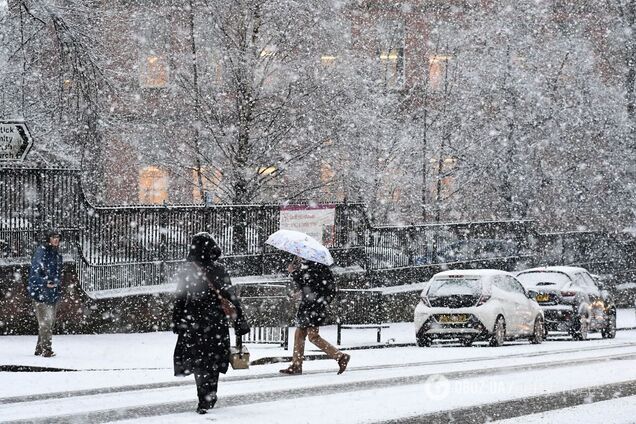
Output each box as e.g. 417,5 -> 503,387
0,121 -> 33,161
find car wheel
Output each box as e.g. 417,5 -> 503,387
530,317 -> 544,344
416,335 -> 433,347
571,314 -> 589,341
489,316 -> 506,347
601,312 -> 617,339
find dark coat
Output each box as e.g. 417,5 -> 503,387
172,232 -> 246,376
172,261 -> 244,376
28,244 -> 63,304
292,261 -> 336,328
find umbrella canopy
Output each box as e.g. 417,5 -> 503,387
265,229 -> 334,266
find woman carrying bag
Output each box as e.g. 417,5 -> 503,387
172,232 -> 250,415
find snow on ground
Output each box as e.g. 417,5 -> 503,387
0,309 -> 635,423
618,307 -> 636,328
102,358 -> 636,424
494,396 -> 636,424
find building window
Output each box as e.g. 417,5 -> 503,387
139,166 -> 168,204
377,20 -> 405,89
428,55 -> 451,90
429,156 -> 457,198
140,55 -> 169,88
379,48 -> 404,88
321,55 -> 337,66
320,162 -> 335,183
137,11 -> 170,88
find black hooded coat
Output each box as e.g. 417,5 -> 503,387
172,233 -> 247,376
292,260 -> 336,328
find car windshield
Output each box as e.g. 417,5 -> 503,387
428,278 -> 482,297
516,271 -> 571,289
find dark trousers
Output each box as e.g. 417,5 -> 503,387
194,368 -> 220,409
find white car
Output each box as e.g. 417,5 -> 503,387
414,269 -> 545,347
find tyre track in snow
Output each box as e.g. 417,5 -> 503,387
3,350 -> 636,423
379,379 -> 636,424
1,339 -> 635,406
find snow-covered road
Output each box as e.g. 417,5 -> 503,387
2,327 -> 636,423
2,310 -> 636,423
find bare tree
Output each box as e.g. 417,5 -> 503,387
1,0 -> 109,169
172,0 -> 346,205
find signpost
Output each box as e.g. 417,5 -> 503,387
0,121 -> 33,161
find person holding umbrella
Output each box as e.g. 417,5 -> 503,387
266,229 -> 350,375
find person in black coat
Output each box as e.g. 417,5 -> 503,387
172,232 -> 249,414
279,257 -> 350,375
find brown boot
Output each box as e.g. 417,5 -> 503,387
42,350 -> 56,358
279,365 -> 302,375
337,353 -> 350,375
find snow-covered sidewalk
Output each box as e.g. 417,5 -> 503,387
0,309 -> 634,400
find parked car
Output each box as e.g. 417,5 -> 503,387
516,266 -> 616,340
414,269 -> 544,347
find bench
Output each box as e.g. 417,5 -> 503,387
335,288 -> 387,345
336,322 -> 390,344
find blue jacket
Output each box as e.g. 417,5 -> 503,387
28,244 -> 63,304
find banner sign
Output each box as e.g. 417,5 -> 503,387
279,204 -> 336,246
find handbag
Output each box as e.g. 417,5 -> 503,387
229,335 -> 250,370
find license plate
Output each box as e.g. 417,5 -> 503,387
536,294 -> 550,302
438,314 -> 469,323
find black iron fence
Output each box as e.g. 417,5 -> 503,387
0,167 -> 368,293
2,167 -> 634,296
365,220 -> 535,271
0,167 -> 82,258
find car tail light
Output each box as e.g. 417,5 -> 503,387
476,293 -> 491,306
561,291 -> 576,297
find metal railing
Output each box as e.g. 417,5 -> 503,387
2,167 -> 634,295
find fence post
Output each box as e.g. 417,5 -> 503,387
35,170 -> 44,246
407,224 -> 416,266
159,207 -> 168,285
259,205 -> 265,275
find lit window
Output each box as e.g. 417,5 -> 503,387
258,166 -> 277,176
320,163 -> 335,183
379,48 -> 404,88
139,166 -> 168,204
321,55 -> 337,66
428,55 -> 451,90
260,46 -> 277,58
140,55 -> 169,88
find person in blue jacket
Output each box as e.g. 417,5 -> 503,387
28,229 -> 63,357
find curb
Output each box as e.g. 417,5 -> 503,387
0,365 -> 75,372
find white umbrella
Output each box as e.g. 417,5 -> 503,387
265,229 -> 334,266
